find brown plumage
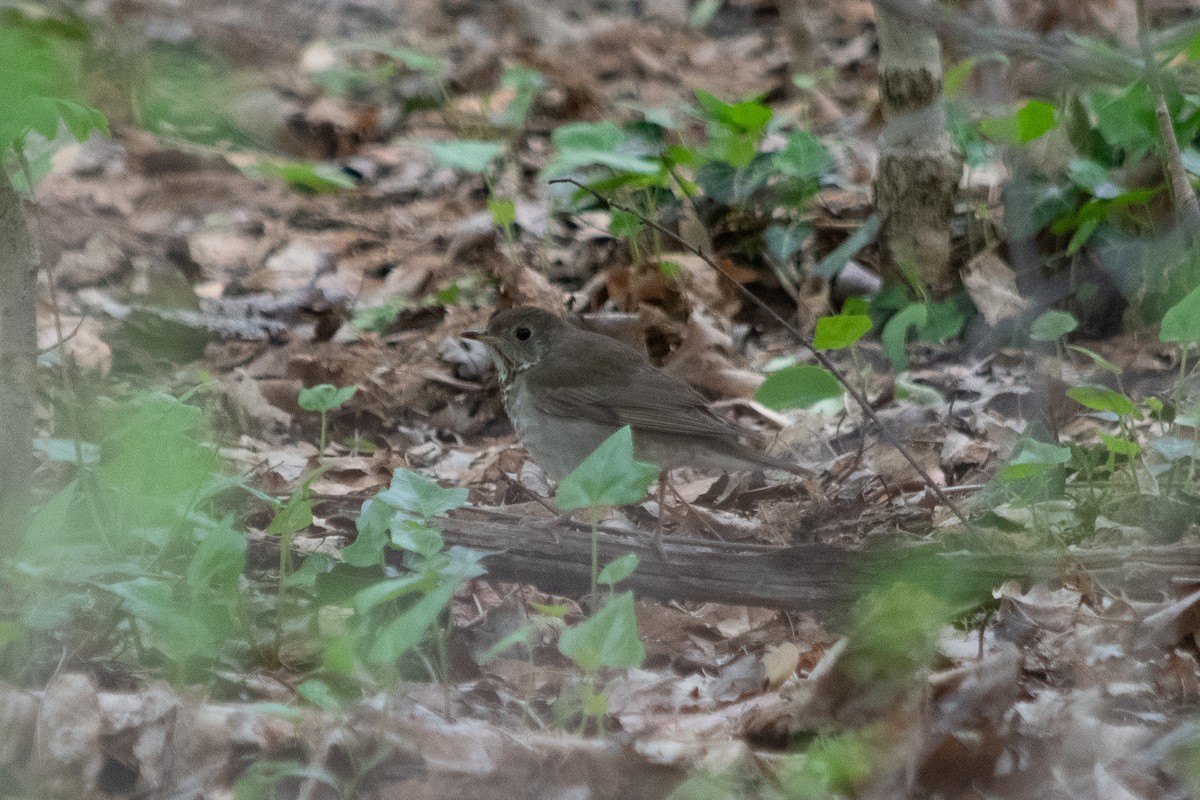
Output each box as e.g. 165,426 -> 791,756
466,306 -> 810,480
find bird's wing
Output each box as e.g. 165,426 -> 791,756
525,330 -> 740,440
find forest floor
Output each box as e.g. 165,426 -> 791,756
14,0 -> 1200,798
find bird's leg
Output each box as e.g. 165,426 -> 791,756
651,471 -> 671,559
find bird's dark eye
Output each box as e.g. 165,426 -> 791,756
514,326 -> 531,341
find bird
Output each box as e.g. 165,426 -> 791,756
464,306 -> 811,481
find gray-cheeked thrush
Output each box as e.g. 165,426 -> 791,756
465,306 -> 811,481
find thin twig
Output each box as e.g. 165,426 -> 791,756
36,313 -> 87,355
1135,0 -> 1200,230
549,177 -> 971,525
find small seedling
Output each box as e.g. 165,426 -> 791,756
298,384 -> 357,456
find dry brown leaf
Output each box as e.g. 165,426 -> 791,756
962,251 -> 1028,326
764,642 -> 802,689
661,307 -> 764,399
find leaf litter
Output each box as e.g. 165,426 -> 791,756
18,0 -> 1200,796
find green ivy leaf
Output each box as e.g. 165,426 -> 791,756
773,130 -> 834,179
1067,158 -> 1121,198
943,57 -> 977,97
555,427 -> 661,511
390,518 -> 444,557
367,577 -> 460,664
755,365 -> 842,410
881,303 -> 928,371
814,315 -> 872,350
488,196 -> 516,229
557,590 -> 645,671
1066,385 -> 1140,418
296,679 -> 343,713
597,554 -> 639,587
298,384 -> 357,412
609,208 -> 644,239
1067,345 -> 1122,376
546,122 -> 660,177
375,468 -> 469,520
1098,432 -> 1140,457
1000,439 -> 1071,481
694,89 -> 772,133
242,160 -> 356,192
421,139 -> 503,173
1161,284 -> 1200,344
1029,310 -> 1079,342
979,99 -> 1057,144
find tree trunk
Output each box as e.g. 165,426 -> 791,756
0,167 -> 38,530
873,0 -> 963,297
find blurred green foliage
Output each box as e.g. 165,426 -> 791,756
1,4 -> 107,183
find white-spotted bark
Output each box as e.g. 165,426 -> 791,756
873,0 -> 963,296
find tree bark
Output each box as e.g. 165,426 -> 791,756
873,0 -> 963,297
0,167 -> 38,530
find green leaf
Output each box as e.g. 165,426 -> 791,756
812,214 -> 881,279
242,160 -> 356,192
694,89 -> 772,133
609,208 -> 644,239
1000,439 -> 1071,481
265,482 -> 316,538
488,196 -> 516,228
1066,385 -> 1140,417
55,99 -> 108,142
764,222 -> 810,263
546,122 -> 660,177
296,679 -> 343,713
0,26 -> 103,149
421,139 -> 503,173
597,554 -> 639,587
555,427 -> 660,511
187,521 -> 247,591
773,130 -> 834,179
342,500 -> 390,567
353,573 -> 429,613
688,0 -> 722,27
1029,310 -> 1079,341
814,315 -> 872,350
1066,216 -> 1100,255
881,303 -> 928,371
557,591 -> 645,672
374,468 -> 469,520
754,365 -> 842,410
495,65 -> 545,128
1067,345 -> 1122,376
943,57 -> 977,97
297,384 -> 357,412
390,519 -> 444,557
1098,432 -> 1140,457
1067,158 -> 1121,198
979,99 -> 1057,144
918,300 -> 968,343
367,577 -> 460,664
1161,284 -> 1200,344
1013,98 -> 1058,142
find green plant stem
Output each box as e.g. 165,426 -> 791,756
319,411 -> 328,457
590,509 -> 599,606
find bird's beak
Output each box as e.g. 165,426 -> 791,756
462,330 -> 489,343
